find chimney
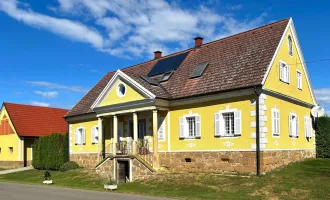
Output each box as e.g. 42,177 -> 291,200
194,36 -> 204,47
154,51 -> 162,59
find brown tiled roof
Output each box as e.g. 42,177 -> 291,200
65,18 -> 290,117
3,102 -> 68,137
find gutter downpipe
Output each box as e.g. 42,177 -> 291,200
254,86 -> 262,176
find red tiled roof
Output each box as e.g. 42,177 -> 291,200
3,102 -> 68,137
65,18 -> 290,117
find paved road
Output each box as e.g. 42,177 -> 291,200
0,182 -> 172,200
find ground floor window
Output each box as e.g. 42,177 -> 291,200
179,114 -> 201,139
214,109 -> 241,137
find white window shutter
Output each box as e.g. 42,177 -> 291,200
158,118 -> 165,141
82,128 -> 86,144
309,118 -> 313,138
219,113 -> 225,136
304,117 -> 308,138
179,117 -> 185,138
214,113 -> 220,136
287,65 -> 291,83
74,129 -> 78,144
91,127 -> 95,143
289,114 -> 293,137
277,111 -> 280,135
280,63 -> 283,81
272,109 -> 276,135
195,115 -> 201,137
234,110 -> 242,136
296,116 -> 299,137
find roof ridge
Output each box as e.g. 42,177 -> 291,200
3,102 -> 69,111
107,18 -> 291,74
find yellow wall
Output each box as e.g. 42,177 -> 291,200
169,95 -> 255,151
99,79 -> 145,107
263,26 -> 314,105
70,119 -> 99,153
0,107 -> 20,161
265,95 -> 315,150
24,138 -> 35,162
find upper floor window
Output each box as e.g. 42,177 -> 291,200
214,109 -> 241,137
74,127 -> 86,145
91,126 -> 99,144
272,108 -> 280,137
179,114 -> 201,139
288,35 -> 293,56
280,61 -> 290,83
297,70 -> 302,90
289,113 -> 299,138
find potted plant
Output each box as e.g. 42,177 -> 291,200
103,177 -> 117,190
43,170 -> 53,185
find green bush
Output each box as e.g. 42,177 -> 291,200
59,161 -> 79,172
315,116 -> 330,158
33,133 -> 69,170
44,170 -> 52,180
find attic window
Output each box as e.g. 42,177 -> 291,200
190,62 -> 208,78
160,71 -> 174,82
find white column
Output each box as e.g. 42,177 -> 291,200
113,115 -> 118,155
97,117 -> 103,162
133,112 -> 138,154
153,110 -> 159,168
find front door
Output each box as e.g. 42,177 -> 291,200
138,119 -> 146,139
117,161 -> 129,184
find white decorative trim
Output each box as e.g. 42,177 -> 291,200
91,70 -> 155,109
265,148 -> 315,151
158,149 -> 254,153
251,110 -> 256,117
251,122 -> 256,128
261,18 -> 317,105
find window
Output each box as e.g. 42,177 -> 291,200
74,127 -> 86,145
160,71 -> 173,82
158,117 -> 165,141
297,70 -> 302,90
116,83 -> 126,97
304,116 -> 313,138
288,35 -> 293,56
289,113 -> 299,137
179,115 -> 201,139
91,126 -> 99,144
280,61 -> 290,83
0,147 -> 1,154
9,147 -> 13,154
272,108 -> 280,136
214,109 -> 241,137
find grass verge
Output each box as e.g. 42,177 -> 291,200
0,159 -> 329,199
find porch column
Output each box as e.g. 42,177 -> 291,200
113,115 -> 118,155
152,110 -> 159,168
133,112 -> 138,154
97,117 -> 103,162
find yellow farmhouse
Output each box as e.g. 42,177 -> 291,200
0,102 -> 68,169
64,18 -> 317,182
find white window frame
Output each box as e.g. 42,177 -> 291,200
179,113 -> 201,139
271,108 -> 280,137
289,113 -> 299,138
215,108 -> 242,138
75,127 -> 86,145
288,35 -> 293,57
91,125 -> 99,144
304,116 -> 313,138
158,117 -> 166,141
297,70 -> 302,90
279,60 -> 290,84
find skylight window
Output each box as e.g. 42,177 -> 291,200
160,71 -> 174,82
190,62 -> 208,78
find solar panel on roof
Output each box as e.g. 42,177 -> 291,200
141,76 -> 159,86
190,62 -> 208,78
148,52 -> 189,77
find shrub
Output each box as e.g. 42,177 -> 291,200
44,170 -> 52,180
59,161 -> 80,172
315,116 -> 330,158
33,133 -> 69,170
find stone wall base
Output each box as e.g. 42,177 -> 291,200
70,153 -> 98,168
0,161 -> 24,169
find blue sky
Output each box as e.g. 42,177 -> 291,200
0,0 -> 329,115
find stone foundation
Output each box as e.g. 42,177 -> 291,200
96,158 -> 115,178
159,149 -> 316,174
0,161 -> 24,169
70,153 -> 99,168
132,159 -> 154,180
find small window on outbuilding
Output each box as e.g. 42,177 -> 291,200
9,147 -> 13,154
190,62 -> 208,78
160,71 -> 174,82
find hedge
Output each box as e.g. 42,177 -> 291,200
32,133 -> 69,170
315,116 -> 330,158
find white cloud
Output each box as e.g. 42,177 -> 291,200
0,0 -> 104,48
34,91 -> 58,98
0,0 -> 268,58
314,88 -> 330,107
30,101 -> 50,107
27,81 -> 88,93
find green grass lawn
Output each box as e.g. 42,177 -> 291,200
0,159 -> 330,199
